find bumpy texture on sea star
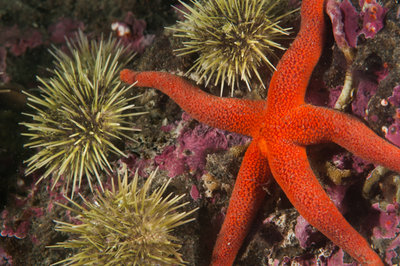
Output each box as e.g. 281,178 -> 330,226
120,0 -> 400,264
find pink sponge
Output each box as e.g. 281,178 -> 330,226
359,0 -> 387,39
327,0 -> 387,48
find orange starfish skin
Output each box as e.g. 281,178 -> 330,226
119,0 -> 400,264
120,71 -> 266,136
213,141 -> 271,265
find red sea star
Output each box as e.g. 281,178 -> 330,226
120,0 -> 398,264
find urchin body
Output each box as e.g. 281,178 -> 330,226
51,167 -> 197,265
172,0 -> 295,95
21,32 -> 143,195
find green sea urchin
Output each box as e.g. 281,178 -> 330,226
50,166 -> 197,265
21,32 -> 145,195
171,0 -> 296,96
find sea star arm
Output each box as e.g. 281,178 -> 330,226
211,141 -> 271,265
120,70 -> 266,136
267,143 -> 383,265
266,0 -> 325,116
287,105 -> 400,173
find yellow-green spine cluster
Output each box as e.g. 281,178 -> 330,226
171,0 -> 297,96
50,166 -> 197,265
21,32 -> 146,195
